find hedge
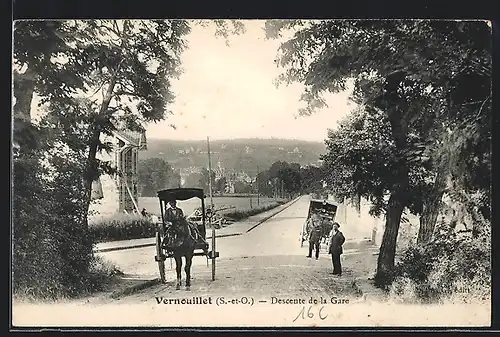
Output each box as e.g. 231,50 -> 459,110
223,201 -> 286,221
389,222 -> 491,304
89,213 -> 157,243
13,154 -> 122,300
90,200 -> 287,242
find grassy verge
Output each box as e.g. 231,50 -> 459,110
89,200 -> 288,242
13,255 -> 123,303
223,200 -> 286,221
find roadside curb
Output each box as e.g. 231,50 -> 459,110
94,197 -> 301,253
96,243 -> 156,253
109,277 -> 160,299
94,232 -> 244,253
246,196 -> 302,233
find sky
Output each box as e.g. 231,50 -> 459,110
145,20 -> 355,142
23,20 -> 355,143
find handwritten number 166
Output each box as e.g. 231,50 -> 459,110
293,306 -> 327,322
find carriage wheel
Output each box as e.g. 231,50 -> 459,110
156,231 -> 166,283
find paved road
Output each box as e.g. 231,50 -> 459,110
14,195 -> 490,327
100,195 -> 328,275
99,196 -> 377,300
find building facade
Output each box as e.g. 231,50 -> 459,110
89,129 -> 147,218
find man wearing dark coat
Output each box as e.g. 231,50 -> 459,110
165,200 -> 185,223
328,222 -> 346,276
163,199 -> 201,250
306,213 -> 323,260
164,199 -> 204,244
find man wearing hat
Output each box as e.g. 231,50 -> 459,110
328,222 -> 346,276
165,199 -> 184,221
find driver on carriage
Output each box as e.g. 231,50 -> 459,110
165,199 -> 185,222
164,199 -> 205,245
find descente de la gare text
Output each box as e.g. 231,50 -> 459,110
155,296 -> 349,305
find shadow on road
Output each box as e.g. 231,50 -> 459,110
111,252 -> 385,303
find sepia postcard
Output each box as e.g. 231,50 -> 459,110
11,19 -> 492,329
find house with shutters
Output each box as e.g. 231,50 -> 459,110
89,128 -> 147,219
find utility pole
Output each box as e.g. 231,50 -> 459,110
256,165 -> 260,206
249,175 -> 252,209
272,178 -> 276,200
207,137 -> 216,281
274,178 -> 278,200
275,178 -> 279,200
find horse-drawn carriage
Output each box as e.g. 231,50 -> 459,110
300,199 -> 338,247
154,188 -> 219,287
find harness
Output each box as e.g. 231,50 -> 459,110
162,217 -> 203,251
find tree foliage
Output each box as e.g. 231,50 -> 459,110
200,167 -> 217,193
266,19 -> 491,288
215,176 -> 228,193
138,158 -> 181,197
254,160 -> 323,198
12,19 -> 246,298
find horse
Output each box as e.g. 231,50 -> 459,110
320,220 -> 334,244
163,217 -> 199,291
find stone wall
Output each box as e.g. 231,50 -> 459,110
329,196 -> 381,242
328,195 -> 420,252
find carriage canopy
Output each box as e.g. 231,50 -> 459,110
157,188 -> 205,202
307,199 -> 338,221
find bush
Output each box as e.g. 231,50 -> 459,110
89,213 -> 157,242
390,221 -> 491,304
13,153 -> 119,300
14,255 -> 123,302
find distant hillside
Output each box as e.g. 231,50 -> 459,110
139,138 -> 327,175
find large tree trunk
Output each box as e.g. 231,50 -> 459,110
83,127 -> 101,218
375,192 -> 405,287
13,68 -> 38,151
418,196 -> 442,244
417,182 -> 445,244
13,68 -> 37,122
374,71 -> 411,287
417,155 -> 448,244
82,73 -> 120,225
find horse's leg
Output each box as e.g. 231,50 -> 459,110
185,252 -> 193,291
174,254 -> 182,290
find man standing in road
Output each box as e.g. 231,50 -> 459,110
328,222 -> 346,276
306,213 -> 323,260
